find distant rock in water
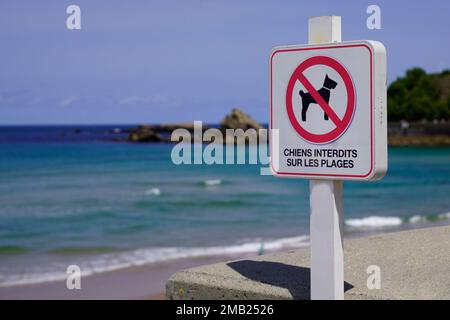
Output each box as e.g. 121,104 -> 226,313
152,123 -> 201,132
128,125 -> 165,142
220,108 -> 265,144
220,108 -> 263,131
127,108 -> 265,143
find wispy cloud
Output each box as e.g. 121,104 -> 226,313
118,95 -> 175,107
60,96 -> 78,107
0,94 -> 14,105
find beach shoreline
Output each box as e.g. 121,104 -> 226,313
0,255 -> 228,300
1,220 -> 449,300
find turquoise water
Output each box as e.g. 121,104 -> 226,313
0,126 -> 450,285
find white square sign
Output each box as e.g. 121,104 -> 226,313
269,40 -> 387,181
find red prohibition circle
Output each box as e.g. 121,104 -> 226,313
286,56 -> 355,144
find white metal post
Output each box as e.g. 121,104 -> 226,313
308,16 -> 345,300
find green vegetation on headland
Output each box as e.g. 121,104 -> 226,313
388,68 -> 450,121
127,68 -> 450,146
387,68 -> 450,145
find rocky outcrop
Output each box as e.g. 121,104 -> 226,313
220,109 -> 265,144
127,108 -> 265,143
152,123 -> 203,133
128,125 -> 166,142
220,108 -> 263,131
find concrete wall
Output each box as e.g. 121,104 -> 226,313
388,121 -> 450,136
166,225 -> 450,300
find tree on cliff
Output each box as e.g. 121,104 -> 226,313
388,68 -> 450,121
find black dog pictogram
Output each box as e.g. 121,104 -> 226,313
299,74 -> 338,121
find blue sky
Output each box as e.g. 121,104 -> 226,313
0,0 -> 449,124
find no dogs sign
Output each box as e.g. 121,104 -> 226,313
269,41 -> 387,180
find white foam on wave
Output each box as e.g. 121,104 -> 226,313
346,212 -> 450,230
345,216 -> 403,228
203,179 -> 222,186
438,212 -> 450,219
407,212 -> 450,224
408,215 -> 424,223
0,235 -> 309,287
145,188 -> 161,196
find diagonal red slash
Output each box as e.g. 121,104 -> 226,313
297,73 -> 342,127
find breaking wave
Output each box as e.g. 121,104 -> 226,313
0,235 -> 309,287
203,179 -> 222,186
345,212 -> 450,229
144,188 -> 161,196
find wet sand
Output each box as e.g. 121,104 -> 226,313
0,253 -> 262,300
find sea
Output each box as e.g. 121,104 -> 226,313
0,125 -> 450,287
